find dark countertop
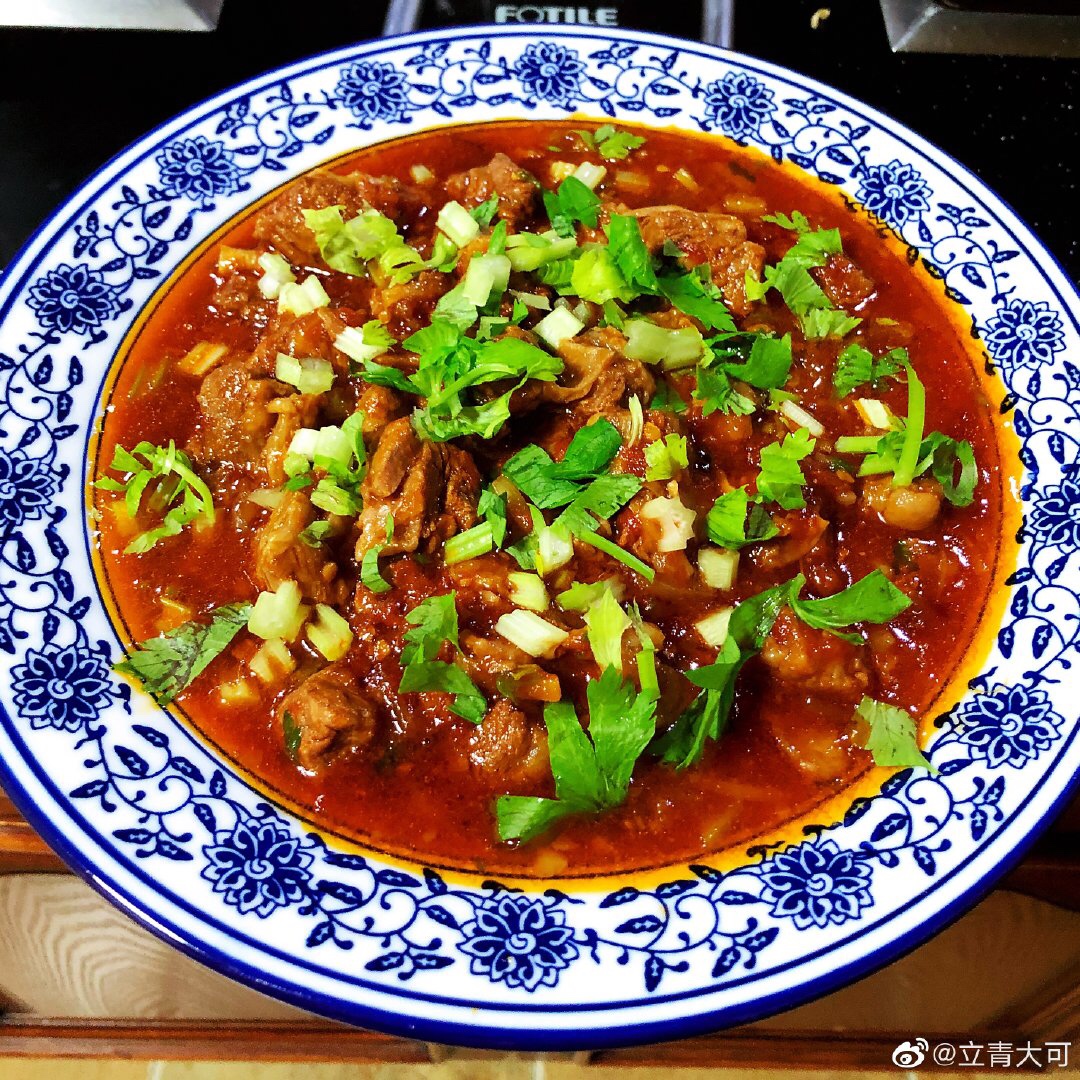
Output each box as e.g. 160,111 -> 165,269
1,0 -> 1077,280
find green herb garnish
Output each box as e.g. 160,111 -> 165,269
114,602 -> 251,706
856,696 -> 935,770
756,427 -> 816,509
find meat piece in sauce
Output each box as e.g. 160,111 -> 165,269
444,153 -> 540,228
760,609 -> 870,696
253,489 -> 346,605
279,663 -> 377,771
357,384 -> 409,441
190,357 -> 289,472
539,327 -> 655,415
253,170 -> 422,267
355,416 -> 480,558
631,205 -> 765,316
369,270 -> 453,338
262,393 -> 320,487
814,253 -> 876,307
468,699 -> 549,786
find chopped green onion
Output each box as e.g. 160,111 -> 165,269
306,603 -> 354,661
494,610 -> 569,658
274,353 -> 334,395
835,435 -> 883,454
310,476 -> 361,516
624,319 -> 704,370
893,359 -> 926,487
534,306 -> 584,349
508,572 -> 550,612
257,252 -> 295,299
779,398 -> 825,437
248,580 -> 308,642
577,530 -> 655,582
698,547 -> 739,590
444,521 -> 495,566
437,200 -> 481,247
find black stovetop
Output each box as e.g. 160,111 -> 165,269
1,0 -> 1076,281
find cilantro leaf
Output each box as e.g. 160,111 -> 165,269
856,696 -> 934,770
657,269 -> 737,332
720,333 -> 793,390
114,602 -> 251,706
470,196 -> 499,226
653,579 -> 798,768
543,176 -> 601,238
552,420 -> 623,479
593,125 -> 646,160
790,570 -> 910,643
496,669 -> 656,842
398,592 -> 487,722
693,366 -> 755,417
705,488 -> 779,549
400,593 -> 458,667
650,379 -> 687,414
801,308 -> 862,340
605,214 -> 659,294
553,473 -> 642,535
750,213 -> 843,317
833,343 -> 905,397
644,433 -> 689,481
756,427 -> 816,509
360,512 -> 395,594
398,660 -> 487,724
477,487 -> 508,547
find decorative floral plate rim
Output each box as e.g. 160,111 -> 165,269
1,26 -> 1078,1051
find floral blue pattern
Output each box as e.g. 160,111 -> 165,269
460,894 -> 579,990
953,684 -> 1063,769
515,43 -> 586,107
202,815 -> 314,917
983,298 -> 1066,373
0,450 -> 59,527
856,159 -> 932,228
155,136 -> 241,204
702,72 -> 776,140
335,60 -> 411,126
757,839 -> 874,930
0,29 -> 1076,1039
10,643 -> 113,733
26,263 -> 120,336
1027,469 -> 1080,552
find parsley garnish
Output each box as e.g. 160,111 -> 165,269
657,268 -> 737,332
114,602 -> 251,706
789,570 -> 910,644
756,427 -> 816,509
470,196 -> 499,226
397,593 -> 486,723
503,419 -> 623,508
856,697 -> 935,770
650,380 -> 688,414
496,667 -> 657,842
96,441 -> 215,554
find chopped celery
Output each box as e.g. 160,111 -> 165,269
644,434 -> 689,481
627,394 -> 644,446
640,491 -> 697,552
779,399 -> 825,437
624,319 -> 704,369
444,522 -> 495,566
696,607 -> 734,648
556,577 -> 624,612
584,588 -> 631,674
248,580 -> 308,643
257,252 -> 295,299
277,275 -> 330,316
508,572 -> 550,612
249,638 -> 296,683
534,525 -> 574,576
698,547 -> 739,590
274,353 -> 334,395
461,253 -> 512,306
494,610 -> 569,657
505,231 -> 579,272
437,200 -> 481,247
534,306 -> 584,349
334,321 -> 395,365
573,161 -> 608,189
306,603 -> 354,661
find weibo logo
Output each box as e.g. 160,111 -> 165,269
891,1038 -> 929,1068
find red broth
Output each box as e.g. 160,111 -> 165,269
92,121 -> 1013,878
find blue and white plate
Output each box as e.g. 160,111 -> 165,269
0,27 -> 1077,1050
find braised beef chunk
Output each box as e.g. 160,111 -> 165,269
253,490 -> 345,605
547,328 -> 655,415
445,153 -> 540,227
355,417 -> 480,558
369,270 -> 453,338
190,358 -> 288,471
279,663 -> 377,770
263,394 -> 320,487
632,205 -> 766,315
814,253 -> 876,307
468,699 -> 549,785
253,171 -> 421,266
